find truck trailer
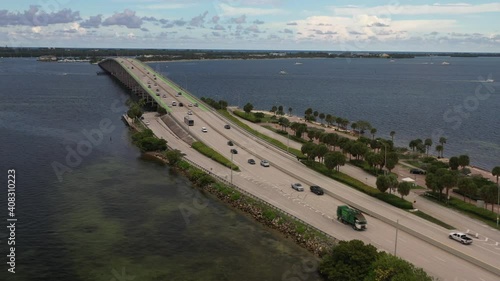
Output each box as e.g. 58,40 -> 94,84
337,205 -> 367,230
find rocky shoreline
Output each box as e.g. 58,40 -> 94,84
149,152 -> 337,257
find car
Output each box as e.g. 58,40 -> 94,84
291,183 -> 304,191
224,124 -> 231,129
310,185 -> 324,195
449,232 -> 473,245
201,127 -> 208,132
148,85 -> 151,88
410,168 -> 426,175
227,140 -> 234,146
145,121 -> 150,125
187,110 -> 192,115
162,94 -> 166,98
178,92 -> 182,95
179,102 -> 184,107
260,160 -> 270,167
194,103 -> 199,107
188,103 -> 193,107
248,159 -> 256,165
156,88 -> 159,92
230,149 -> 238,154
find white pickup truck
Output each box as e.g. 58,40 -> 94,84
449,232 -> 473,245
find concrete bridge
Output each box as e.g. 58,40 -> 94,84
98,57 -> 170,110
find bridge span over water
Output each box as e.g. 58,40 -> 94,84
98,57 -> 206,112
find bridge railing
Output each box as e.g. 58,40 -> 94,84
181,157 -> 336,242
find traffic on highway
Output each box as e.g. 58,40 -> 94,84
118,58 -> 500,281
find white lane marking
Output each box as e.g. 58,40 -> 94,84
434,256 -> 446,262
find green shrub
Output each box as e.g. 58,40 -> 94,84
263,209 -> 277,220
191,141 -> 239,171
303,161 -> 413,210
425,192 -> 497,225
448,197 -> 497,222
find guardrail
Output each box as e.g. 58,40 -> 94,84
181,157 -> 337,242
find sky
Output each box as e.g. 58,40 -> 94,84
1,0 -> 500,52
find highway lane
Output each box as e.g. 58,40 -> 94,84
121,58 -> 500,280
231,109 -> 500,257
143,112 -> 499,280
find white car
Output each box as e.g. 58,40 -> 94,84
291,183 -> 304,191
449,232 -> 473,245
201,127 -> 208,133
260,160 -> 270,167
187,110 -> 193,115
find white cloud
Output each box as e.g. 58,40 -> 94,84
331,3 -> 500,16
217,3 -> 285,16
141,3 -> 194,10
293,15 -> 457,43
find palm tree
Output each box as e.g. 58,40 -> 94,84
325,114 -> 333,126
492,166 -> 500,214
340,118 -> 349,130
319,113 -> 325,124
390,131 -> 395,142
271,105 -> 277,115
288,107 -> 292,116
335,117 -> 342,129
370,128 -> 377,140
304,108 -> 313,120
439,137 -> 447,157
351,122 -> 358,134
492,166 -> 500,185
424,138 -> 433,156
435,145 -> 443,158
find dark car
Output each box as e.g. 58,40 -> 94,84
224,124 -> 231,129
310,185 -> 324,195
230,149 -> 238,154
410,168 -> 426,175
227,140 -> 234,146
179,102 -> 184,107
248,159 -> 256,165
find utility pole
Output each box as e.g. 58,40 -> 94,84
497,182 -> 499,228
230,152 -> 233,184
384,143 -> 387,175
287,131 -> 290,153
394,219 -> 399,256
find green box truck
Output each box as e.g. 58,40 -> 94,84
337,205 -> 367,230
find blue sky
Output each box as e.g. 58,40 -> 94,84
1,0 -> 500,51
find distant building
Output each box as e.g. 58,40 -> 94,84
37,55 -> 57,62
269,52 -> 287,57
